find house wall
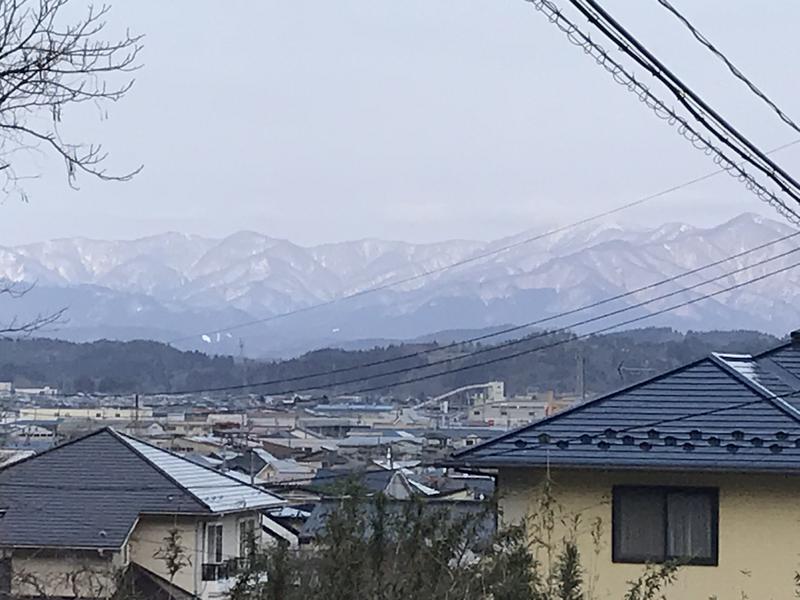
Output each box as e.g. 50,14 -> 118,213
10,550 -> 122,598
385,472 -> 412,500
469,401 -> 546,428
129,515 -> 200,596
499,467 -> 800,600
249,413 -> 298,428
129,512 -> 263,600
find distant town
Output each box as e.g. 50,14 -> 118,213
0,378 -> 578,467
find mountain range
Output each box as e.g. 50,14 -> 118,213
0,212 -> 798,357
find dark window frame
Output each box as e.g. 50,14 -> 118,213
612,485 -> 719,567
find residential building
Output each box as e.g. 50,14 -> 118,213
226,448 -> 316,484
310,468 -> 416,500
248,410 -> 298,429
13,386 -> 58,397
453,332 -> 800,599
17,406 -> 154,422
206,413 -> 247,428
255,428 -> 336,455
311,404 -> 400,427
4,423 -> 57,445
298,499 -> 496,546
0,427 -> 284,599
468,397 -> 548,428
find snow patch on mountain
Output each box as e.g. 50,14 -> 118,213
1,213 -> 797,356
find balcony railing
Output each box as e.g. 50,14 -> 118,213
201,558 -> 250,581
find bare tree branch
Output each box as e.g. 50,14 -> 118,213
0,279 -> 67,336
0,0 -> 142,197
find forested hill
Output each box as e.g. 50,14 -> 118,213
0,328 -> 781,398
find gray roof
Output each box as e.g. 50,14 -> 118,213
719,344 -> 800,409
115,562 -> 199,600
454,341 -> 800,473
0,428 -> 283,550
310,468 -> 396,494
119,433 -> 283,512
298,499 -> 495,546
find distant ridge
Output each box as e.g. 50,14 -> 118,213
0,213 -> 797,356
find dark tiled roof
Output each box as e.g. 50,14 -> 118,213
114,563 -> 198,600
0,428 -> 282,550
763,343 -> 800,381
310,468 -> 395,494
453,353 -> 800,473
226,450 -> 269,474
298,499 -> 495,546
0,429 -> 207,550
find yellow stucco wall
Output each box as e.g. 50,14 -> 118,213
499,467 -> 800,600
129,515 -> 201,596
129,512 -> 263,600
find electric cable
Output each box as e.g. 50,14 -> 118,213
141,247 -> 800,397
654,0 -> 800,137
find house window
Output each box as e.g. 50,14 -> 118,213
206,523 -> 223,564
239,518 -> 256,557
613,486 -> 718,566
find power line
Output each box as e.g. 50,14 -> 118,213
144,233 -> 800,396
523,0 -> 800,224
142,250 -> 800,398
165,137 -> 800,347
654,0 -> 800,137
343,258 -> 800,396
565,0 -> 800,209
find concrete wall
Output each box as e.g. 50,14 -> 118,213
499,467 -> 800,600
10,550 -> 122,598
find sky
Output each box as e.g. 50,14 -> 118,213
1,0 -> 799,246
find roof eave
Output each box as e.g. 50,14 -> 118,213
450,459 -> 800,476
0,542 -> 123,552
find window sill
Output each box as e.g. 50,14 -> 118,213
612,557 -> 718,567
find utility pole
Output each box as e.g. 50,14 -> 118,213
239,338 -> 248,387
249,447 -> 255,486
576,350 -> 586,401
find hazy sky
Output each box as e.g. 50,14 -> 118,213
2,0 -> 799,246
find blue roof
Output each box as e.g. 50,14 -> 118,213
454,341 -> 800,473
316,404 -> 394,412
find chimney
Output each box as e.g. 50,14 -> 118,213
792,330 -> 800,345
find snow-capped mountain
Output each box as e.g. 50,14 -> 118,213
1,213 -> 798,356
